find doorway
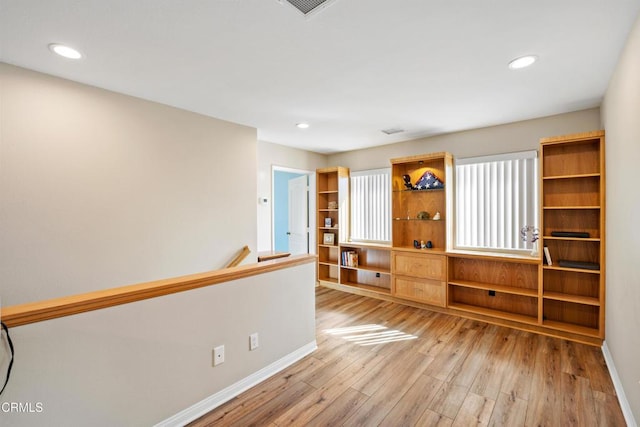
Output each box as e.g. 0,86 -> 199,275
272,167 -> 315,255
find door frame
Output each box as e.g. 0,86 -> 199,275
271,166 -> 315,253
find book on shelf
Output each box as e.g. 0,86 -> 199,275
341,250 -> 358,268
543,246 -> 553,266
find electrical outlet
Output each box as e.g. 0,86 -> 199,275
213,345 -> 225,366
250,333 -> 259,351
488,290 -> 496,297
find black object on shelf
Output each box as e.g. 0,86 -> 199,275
558,260 -> 600,270
551,231 -> 590,238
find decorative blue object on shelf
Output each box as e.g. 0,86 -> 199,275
414,171 -> 444,190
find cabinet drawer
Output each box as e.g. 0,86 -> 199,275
393,252 -> 446,280
393,276 -> 445,307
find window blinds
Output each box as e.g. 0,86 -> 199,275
350,168 -> 391,243
455,151 -> 538,251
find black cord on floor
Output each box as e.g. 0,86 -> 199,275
0,322 -> 14,395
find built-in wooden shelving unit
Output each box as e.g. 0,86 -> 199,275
316,132 -> 605,345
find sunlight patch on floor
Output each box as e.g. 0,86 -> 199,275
324,324 -> 417,346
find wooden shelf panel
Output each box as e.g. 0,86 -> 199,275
543,206 -> 600,210
543,236 -> 600,242
341,265 -> 391,275
341,281 -> 391,295
449,280 -> 537,297
318,190 -> 338,194
543,292 -> 600,306
448,302 -> 538,326
543,265 -> 600,274
542,320 -> 600,338
543,173 -> 600,180
318,261 -> 338,267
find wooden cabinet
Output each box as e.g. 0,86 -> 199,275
392,251 -> 447,307
316,167 -> 349,285
540,130 -> 605,339
340,243 -> 391,294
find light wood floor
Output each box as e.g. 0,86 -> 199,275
190,287 -> 626,426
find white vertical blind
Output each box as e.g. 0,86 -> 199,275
455,151 -> 538,251
350,168 -> 391,242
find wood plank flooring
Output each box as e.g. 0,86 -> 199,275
189,287 -> 625,426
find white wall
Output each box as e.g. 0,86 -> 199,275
0,260 -> 317,426
257,140 -> 327,252
0,63 -> 257,305
328,109 -> 601,170
601,12 -> 640,423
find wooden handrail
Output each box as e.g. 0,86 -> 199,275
1,254 -> 316,328
226,245 -> 251,268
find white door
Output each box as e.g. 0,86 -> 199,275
288,175 -> 309,255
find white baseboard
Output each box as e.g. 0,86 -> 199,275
602,341 -> 638,427
155,340 -> 318,427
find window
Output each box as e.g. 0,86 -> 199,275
350,168 -> 391,243
455,150 -> 538,252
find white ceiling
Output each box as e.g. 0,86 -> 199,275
1,0 -> 639,154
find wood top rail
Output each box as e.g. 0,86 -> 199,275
1,254 -> 316,328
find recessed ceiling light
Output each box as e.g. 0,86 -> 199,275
48,43 -> 83,59
508,55 -> 537,70
296,123 -> 310,129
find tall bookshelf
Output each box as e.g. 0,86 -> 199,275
316,167 -> 349,285
539,130 -> 605,339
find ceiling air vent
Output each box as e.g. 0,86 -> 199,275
284,0 -> 337,16
381,128 -> 405,135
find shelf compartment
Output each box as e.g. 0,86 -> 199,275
318,245 -> 339,264
543,239 -> 600,266
341,268 -> 391,292
317,171 -> 339,192
542,208 -> 600,238
392,219 -> 446,251
543,176 -> 600,207
391,156 -> 447,192
318,263 -> 339,283
448,280 -> 537,297
543,268 -> 599,300
541,320 -> 600,337
543,299 -> 600,332
340,244 -> 391,272
541,138 -> 601,177
448,302 -> 538,325
448,285 -> 538,319
392,188 -> 445,221
448,257 -> 538,292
